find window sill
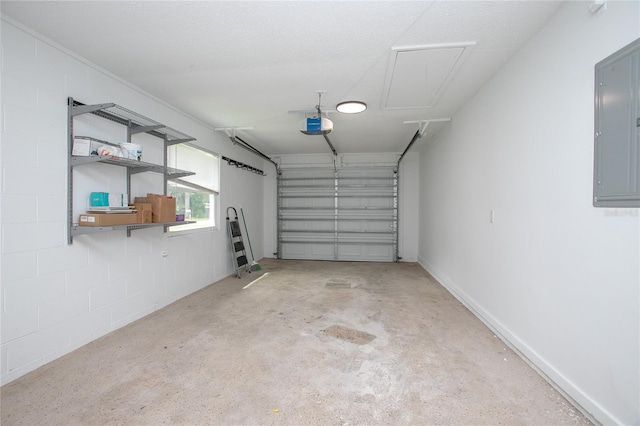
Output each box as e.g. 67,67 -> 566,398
168,223 -> 218,237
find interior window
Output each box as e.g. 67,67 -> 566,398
166,143 -> 220,232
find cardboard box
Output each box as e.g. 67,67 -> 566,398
78,213 -> 138,227
133,203 -> 153,224
135,194 -> 176,223
149,194 -> 176,223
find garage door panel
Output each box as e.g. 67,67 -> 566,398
338,199 -> 394,209
282,220 -> 335,232
282,198 -> 334,209
337,221 -> 392,233
337,243 -> 394,262
278,166 -> 397,262
281,242 -> 334,260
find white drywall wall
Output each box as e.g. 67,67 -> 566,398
262,161 -> 278,259
398,155 -> 419,262
417,2 -> 639,424
0,18 -> 264,385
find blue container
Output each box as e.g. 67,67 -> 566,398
89,192 -> 109,207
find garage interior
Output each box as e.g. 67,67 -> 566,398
0,1 -> 638,425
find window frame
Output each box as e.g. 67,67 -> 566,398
166,142 -> 220,234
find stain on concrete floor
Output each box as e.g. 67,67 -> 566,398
323,325 -> 376,345
325,278 -> 352,289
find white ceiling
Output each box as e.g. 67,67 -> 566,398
1,1 -> 563,156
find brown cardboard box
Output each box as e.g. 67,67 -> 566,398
145,193 -> 177,223
133,203 -> 153,224
78,213 -> 138,227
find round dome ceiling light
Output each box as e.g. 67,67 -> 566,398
336,101 -> 367,114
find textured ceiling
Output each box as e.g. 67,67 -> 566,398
1,1 -> 563,156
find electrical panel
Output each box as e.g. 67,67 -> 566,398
593,38 -> 640,207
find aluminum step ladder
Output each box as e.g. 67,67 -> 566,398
226,207 -> 250,278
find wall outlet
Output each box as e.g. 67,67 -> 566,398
489,210 -> 495,224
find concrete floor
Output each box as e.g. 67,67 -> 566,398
1,259 -> 591,425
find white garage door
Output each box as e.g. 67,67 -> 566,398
277,166 -> 398,262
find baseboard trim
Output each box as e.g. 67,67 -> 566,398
417,256 -> 616,426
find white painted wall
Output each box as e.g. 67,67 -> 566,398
0,18 -> 264,385
398,155 -> 419,262
417,2 -> 639,424
262,160 -> 278,259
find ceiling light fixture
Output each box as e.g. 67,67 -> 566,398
336,101 -> 367,114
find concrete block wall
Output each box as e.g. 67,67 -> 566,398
0,18 -> 265,385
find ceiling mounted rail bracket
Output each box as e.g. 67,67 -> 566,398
215,127 -> 278,172
398,118 -> 452,166
403,118 -> 451,137
215,126 -> 255,140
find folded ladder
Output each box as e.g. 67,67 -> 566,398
226,207 -> 250,278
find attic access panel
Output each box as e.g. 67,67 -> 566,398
593,38 -> 640,207
383,42 -> 475,109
